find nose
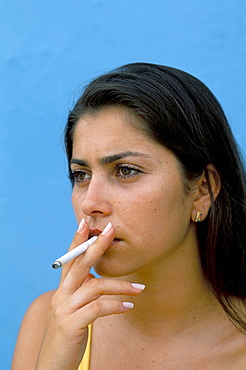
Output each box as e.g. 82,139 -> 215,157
80,176 -> 112,217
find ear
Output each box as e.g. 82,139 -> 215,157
191,164 -> 221,222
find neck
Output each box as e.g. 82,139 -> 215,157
117,240 -> 221,335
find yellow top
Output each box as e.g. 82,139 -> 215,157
78,324 -> 92,370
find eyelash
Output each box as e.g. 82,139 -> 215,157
115,164 -> 142,179
69,170 -> 91,185
69,164 -> 142,185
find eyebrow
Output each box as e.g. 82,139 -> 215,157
70,151 -> 151,167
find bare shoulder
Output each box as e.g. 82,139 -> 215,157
12,290 -> 56,370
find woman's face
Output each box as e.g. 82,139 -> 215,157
71,107 -> 198,277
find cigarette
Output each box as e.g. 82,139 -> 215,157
51,236 -> 98,269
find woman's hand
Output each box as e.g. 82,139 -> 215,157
35,221 -> 145,370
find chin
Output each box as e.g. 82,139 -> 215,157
93,263 -> 123,278
93,256 -> 147,279
93,256 -> 131,278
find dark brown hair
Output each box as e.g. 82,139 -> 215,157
65,62 -> 246,331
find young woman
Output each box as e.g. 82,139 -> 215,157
12,63 -> 246,369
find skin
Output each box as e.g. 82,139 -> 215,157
12,107 -> 246,369
71,109 -> 199,279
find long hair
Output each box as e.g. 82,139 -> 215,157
64,62 -> 246,331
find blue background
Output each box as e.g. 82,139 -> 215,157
1,1 -> 245,368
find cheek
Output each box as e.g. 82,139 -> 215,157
127,183 -> 188,236
71,191 -> 82,221
116,187 -> 164,236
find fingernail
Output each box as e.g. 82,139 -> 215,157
102,222 -> 112,235
131,283 -> 146,290
77,218 -> 85,232
122,302 -> 134,309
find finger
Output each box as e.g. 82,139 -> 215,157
73,299 -> 136,328
66,279 -> 146,310
83,273 -> 95,284
51,298 -> 136,339
60,219 -> 90,285
76,223 -> 115,269
61,225 -> 115,293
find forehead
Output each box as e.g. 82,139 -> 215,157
72,107 -> 154,153
71,107 -> 185,184
71,107 -> 180,174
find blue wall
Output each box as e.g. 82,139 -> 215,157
1,1 -> 245,367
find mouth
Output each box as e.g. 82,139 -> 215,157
89,229 -> 102,238
89,228 -> 122,244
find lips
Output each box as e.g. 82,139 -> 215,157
89,228 -> 122,243
89,229 -> 102,238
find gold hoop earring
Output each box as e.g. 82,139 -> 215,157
194,212 -> 203,222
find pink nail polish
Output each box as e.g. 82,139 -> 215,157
122,302 -> 134,309
77,218 -> 85,232
102,222 -> 112,235
131,283 -> 146,290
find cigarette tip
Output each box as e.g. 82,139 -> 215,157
51,261 -> 62,269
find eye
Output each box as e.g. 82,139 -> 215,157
69,170 -> 91,185
115,164 -> 142,179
